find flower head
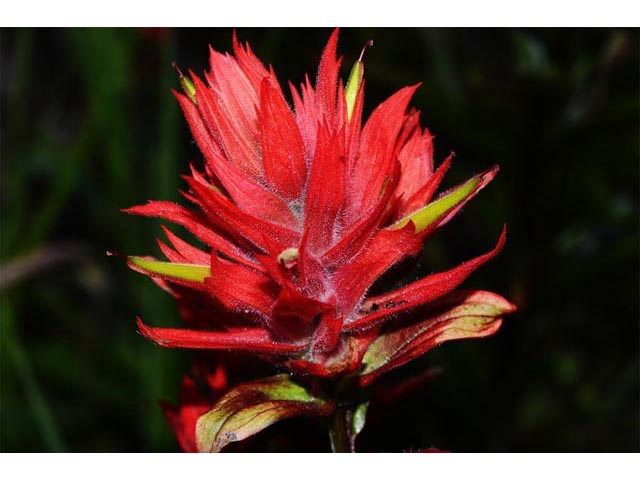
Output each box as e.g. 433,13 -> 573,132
123,30 -> 515,450
125,29 -> 514,384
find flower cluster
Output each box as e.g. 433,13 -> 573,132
123,29 -> 515,452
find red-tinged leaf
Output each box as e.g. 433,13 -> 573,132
303,121 -> 345,254
196,374 -> 333,452
348,85 -> 419,220
185,176 -> 300,251
316,28 -> 341,122
205,255 -> 278,321
260,78 -> 307,201
123,200 -> 256,269
359,290 -> 517,386
390,165 -> 498,234
137,318 -> 306,354
332,224 -> 423,317
345,225 -> 507,332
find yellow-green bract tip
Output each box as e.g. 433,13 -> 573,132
344,40 -> 372,121
345,61 -> 362,121
129,257 -> 210,283
391,177 -> 481,234
181,76 -> 197,104
172,61 -> 197,104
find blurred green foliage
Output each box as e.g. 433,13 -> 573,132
1,28 -> 638,452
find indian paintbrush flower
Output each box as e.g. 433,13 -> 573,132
121,29 -> 516,452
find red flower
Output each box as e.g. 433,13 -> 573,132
125,29 -> 514,391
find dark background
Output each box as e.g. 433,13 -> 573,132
1,28 -> 638,452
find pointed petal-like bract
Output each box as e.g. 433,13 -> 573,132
184,176 -> 299,250
161,225 -> 210,265
346,226 -> 507,332
232,31 -> 271,94
123,201 -> 255,268
260,78 -> 307,201
303,121 -> 345,254
206,47 -> 260,158
205,255 -> 278,322
347,85 -> 419,220
315,28 -> 341,124
396,120 -> 434,204
137,318 -> 305,354
334,224 -> 422,317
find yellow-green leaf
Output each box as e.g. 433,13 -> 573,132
391,176 -> 481,233
348,400 -> 369,451
345,40 -> 373,121
172,61 -> 197,104
345,60 -> 362,121
389,165 -> 498,234
182,78 -> 197,104
128,257 -> 210,283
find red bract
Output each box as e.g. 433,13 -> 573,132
124,29 -> 515,427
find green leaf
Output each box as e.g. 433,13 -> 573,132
347,400 -> 369,451
196,374 -> 333,452
352,401 -> 369,438
390,166 -> 497,234
128,256 -> 210,283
